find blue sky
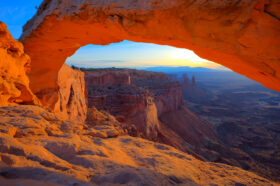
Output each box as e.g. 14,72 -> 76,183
0,0 -> 227,70
0,0 -> 43,39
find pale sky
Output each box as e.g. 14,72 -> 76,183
0,0 -> 227,70
66,41 -> 227,69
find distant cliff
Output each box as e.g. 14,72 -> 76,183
84,68 -> 217,159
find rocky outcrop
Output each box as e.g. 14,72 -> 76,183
85,69 -> 217,159
0,22 -> 40,107
0,22 -> 86,121
85,69 -> 181,141
85,69 -> 131,86
180,74 -> 209,102
52,64 -> 87,122
131,70 -> 183,116
0,105 -> 275,185
20,0 -> 280,108
87,83 -> 160,140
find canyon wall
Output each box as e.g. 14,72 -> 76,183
0,22 -> 39,107
20,0 -> 280,108
86,79 -> 160,139
85,69 -> 182,140
130,70 -> 183,116
85,69 -> 217,157
85,69 -> 131,86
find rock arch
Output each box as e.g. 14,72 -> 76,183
20,0 -> 280,109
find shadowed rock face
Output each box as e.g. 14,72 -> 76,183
20,0 -> 280,107
0,22 -> 40,107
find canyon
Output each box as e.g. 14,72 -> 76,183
2,23 -> 276,185
85,68 -> 217,159
84,67 -> 280,182
178,72 -> 280,182
0,0 -> 279,185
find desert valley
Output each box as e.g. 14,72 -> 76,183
0,0 -> 280,185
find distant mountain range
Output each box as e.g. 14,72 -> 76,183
139,66 -> 261,88
140,66 -> 225,73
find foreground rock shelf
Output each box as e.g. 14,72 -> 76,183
0,105 -> 276,185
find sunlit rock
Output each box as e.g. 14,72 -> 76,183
53,64 -> 87,122
0,22 -> 40,107
0,105 -> 276,185
20,0 -> 280,108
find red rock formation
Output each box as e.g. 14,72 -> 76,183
180,74 -> 208,101
85,69 -> 131,86
85,69 -> 181,141
85,69 -> 217,156
0,22 -> 40,107
20,0 -> 280,108
87,82 -> 160,140
130,70 -> 183,115
53,64 -> 87,122
0,105 -> 275,185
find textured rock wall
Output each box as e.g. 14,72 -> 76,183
87,84 -> 160,140
145,83 -> 183,116
85,69 -> 216,154
85,70 -> 131,86
20,0 -> 280,107
86,69 -> 182,140
130,70 -> 183,116
53,64 -> 87,122
0,22 -> 40,107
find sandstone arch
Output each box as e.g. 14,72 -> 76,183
20,0 -> 280,109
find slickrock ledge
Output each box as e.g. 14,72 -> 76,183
0,105 -> 276,185
20,0 -> 280,107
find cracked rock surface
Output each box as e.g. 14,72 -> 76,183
0,105 -> 275,185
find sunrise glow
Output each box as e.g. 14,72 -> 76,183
171,49 -> 208,62
66,41 -> 225,70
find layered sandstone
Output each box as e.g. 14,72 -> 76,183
53,64 -> 87,122
20,0 -> 280,107
85,69 -> 131,86
87,83 -> 160,140
180,74 -> 209,102
131,70 -> 183,115
85,69 -> 217,159
85,69 -> 180,140
0,22 -> 39,107
0,105 -> 275,185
